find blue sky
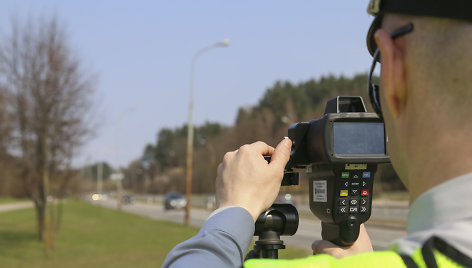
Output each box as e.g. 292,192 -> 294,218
1,1 -> 374,168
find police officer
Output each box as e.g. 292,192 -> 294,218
164,1 -> 472,267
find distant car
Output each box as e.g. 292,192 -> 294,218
122,194 -> 133,205
91,193 -> 108,201
164,193 -> 187,210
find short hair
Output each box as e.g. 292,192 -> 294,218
402,15 -> 472,123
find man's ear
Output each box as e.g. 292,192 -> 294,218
375,29 -> 408,118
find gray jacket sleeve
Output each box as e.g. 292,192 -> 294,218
162,207 -> 255,268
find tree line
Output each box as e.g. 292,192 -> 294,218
122,74 -> 404,195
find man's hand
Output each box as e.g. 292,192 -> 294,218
216,138 -> 292,222
312,224 -> 373,258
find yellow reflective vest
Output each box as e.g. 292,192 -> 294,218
245,236 -> 472,268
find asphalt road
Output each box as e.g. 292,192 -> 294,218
94,199 -> 406,251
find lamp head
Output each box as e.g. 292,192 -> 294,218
219,38 -> 230,46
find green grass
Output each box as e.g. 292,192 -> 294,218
0,200 -> 309,267
0,201 -> 198,267
0,197 -> 24,204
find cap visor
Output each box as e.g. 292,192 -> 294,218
367,15 -> 382,57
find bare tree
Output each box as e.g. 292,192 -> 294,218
0,15 -> 96,252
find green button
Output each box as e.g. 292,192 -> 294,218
341,172 -> 350,179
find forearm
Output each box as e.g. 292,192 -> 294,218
162,207 -> 255,268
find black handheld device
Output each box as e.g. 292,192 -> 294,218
285,96 -> 389,246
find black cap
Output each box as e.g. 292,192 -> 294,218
366,0 -> 472,57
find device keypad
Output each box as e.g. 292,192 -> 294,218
337,170 -> 370,214
349,198 -> 359,206
350,189 -> 360,196
339,198 -> 348,206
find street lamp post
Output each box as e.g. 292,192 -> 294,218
97,160 -> 103,196
115,106 -> 136,211
94,145 -> 113,205
185,39 -> 230,226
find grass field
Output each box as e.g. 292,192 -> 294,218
0,197 -> 24,204
0,200 -> 309,267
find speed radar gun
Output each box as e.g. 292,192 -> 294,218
287,95 -> 389,246
246,96 -> 389,260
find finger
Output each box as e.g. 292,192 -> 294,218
359,224 -> 369,239
222,151 -> 234,163
269,138 -> 292,170
217,163 -> 223,175
312,240 -> 342,257
242,141 -> 275,156
356,224 -> 374,251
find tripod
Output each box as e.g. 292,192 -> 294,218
245,203 -> 299,259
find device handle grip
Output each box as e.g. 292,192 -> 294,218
321,216 -> 360,247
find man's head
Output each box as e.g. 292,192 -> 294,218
366,0 -> 472,200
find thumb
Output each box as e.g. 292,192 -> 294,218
270,138 -> 292,170
312,240 -> 342,257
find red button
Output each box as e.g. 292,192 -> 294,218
361,189 -> 369,196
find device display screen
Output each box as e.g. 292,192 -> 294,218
333,122 -> 385,155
